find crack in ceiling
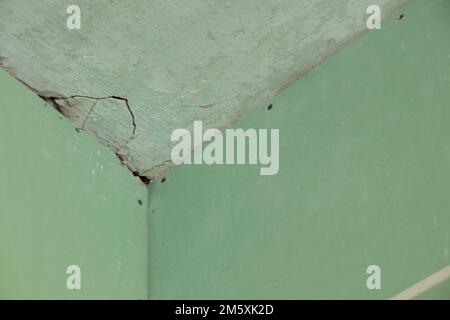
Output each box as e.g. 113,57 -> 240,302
0,0 -> 410,180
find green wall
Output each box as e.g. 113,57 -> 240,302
0,68 -> 148,299
1,0 -> 450,300
147,0 -> 450,299
416,277 -> 450,300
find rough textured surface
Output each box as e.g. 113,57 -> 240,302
0,0 -> 408,177
0,68 -> 148,299
149,0 -> 450,299
147,0 -> 450,299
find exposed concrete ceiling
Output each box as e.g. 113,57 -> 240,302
0,0 -> 408,179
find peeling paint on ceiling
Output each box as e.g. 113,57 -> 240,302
0,0 -> 409,178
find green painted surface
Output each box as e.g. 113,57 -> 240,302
416,278 -> 450,300
0,0 -> 408,178
147,0 -> 450,299
1,0 -> 449,300
0,69 -> 148,299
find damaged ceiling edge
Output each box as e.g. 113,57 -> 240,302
0,0 -> 410,181
0,56 -> 151,183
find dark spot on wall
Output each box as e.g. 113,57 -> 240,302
137,199 -> 143,206
161,177 -> 166,183
132,171 -> 151,185
267,104 -> 273,111
397,14 -> 405,21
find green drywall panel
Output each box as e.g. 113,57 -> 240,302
147,0 -> 450,299
0,69 -> 148,299
416,278 -> 450,300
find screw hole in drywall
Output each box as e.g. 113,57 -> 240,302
397,14 -> 405,21
161,177 -> 166,183
137,199 -> 143,206
267,104 -> 273,111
